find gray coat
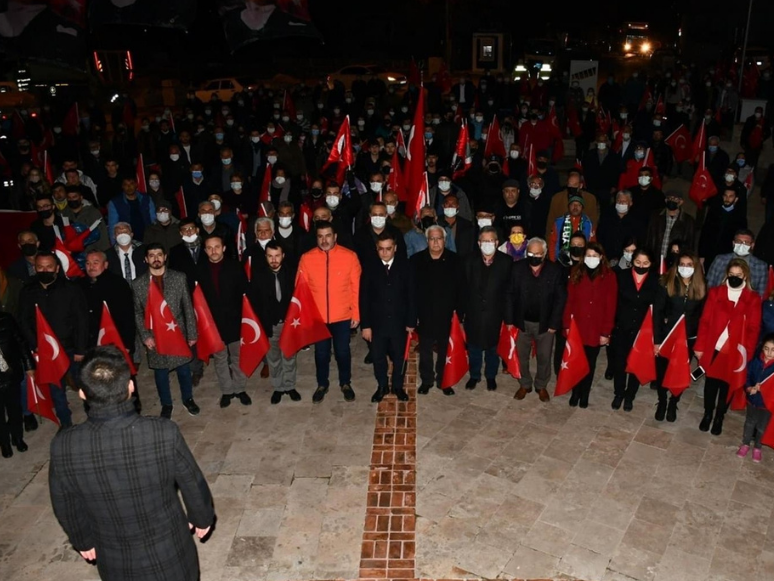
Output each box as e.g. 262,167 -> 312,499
132,269 -> 197,370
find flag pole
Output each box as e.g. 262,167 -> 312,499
657,314 -> 686,350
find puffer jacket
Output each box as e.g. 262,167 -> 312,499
297,244 -> 362,324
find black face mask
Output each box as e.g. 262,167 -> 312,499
20,243 -> 37,257
633,265 -> 650,275
569,246 -> 585,258
37,271 -> 56,284
566,186 -> 578,195
527,256 -> 543,267
37,209 -> 53,220
665,200 -> 679,211
67,200 -> 81,209
420,216 -> 435,230
727,275 -> 744,288
536,161 -> 548,170
310,187 -> 323,199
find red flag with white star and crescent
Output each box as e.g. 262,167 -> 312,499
554,316 -> 590,397
278,276 -> 331,358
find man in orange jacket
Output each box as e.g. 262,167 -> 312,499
297,220 -> 362,403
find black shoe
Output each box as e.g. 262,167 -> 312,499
23,415 -> 38,432
623,399 -> 633,412
699,412 -> 712,432
160,405 -> 173,419
666,399 -> 678,422
12,437 -> 27,452
486,378 -> 497,391
371,387 -> 386,403
465,378 -> 479,390
442,387 -> 455,396
192,373 -> 203,388
393,388 -> 409,402
579,396 -> 589,409
611,396 -> 623,410
341,384 -> 355,402
655,400 -> 667,421
604,370 -> 614,380
418,383 -> 431,395
219,394 -> 233,408
312,386 -> 328,403
183,398 -> 200,416
710,414 -> 724,436
271,391 -> 283,405
1,443 -> 11,458
235,392 -> 252,406
364,353 -> 373,364
287,389 -> 301,401
569,392 -> 579,407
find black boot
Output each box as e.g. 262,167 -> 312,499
711,413 -> 725,436
655,399 -> 667,421
579,386 -> 590,408
569,389 -> 579,407
699,412 -> 713,432
0,442 -> 11,458
666,398 -> 678,422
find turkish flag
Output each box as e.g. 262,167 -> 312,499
136,153 -> 147,193
691,121 -> 707,163
405,85 -> 426,216
659,315 -> 691,396
452,120 -> 471,180
414,171 -> 429,219
689,152 -> 718,210
43,150 -> 55,184
62,102 -> 79,136
145,278 -> 191,357
441,312 -> 468,389
665,124 -> 692,164
567,106 -> 582,137
26,374 -> 59,426
175,187 -> 188,219
258,162 -> 272,206
282,89 -> 297,118
707,316 -> 749,407
496,324 -> 521,378
555,316 -> 589,397
279,276 -> 331,357
527,144 -> 536,177
53,237 -> 85,279
388,148 -> 407,202
655,95 -> 666,115
239,295 -> 270,377
484,115 -> 506,159
98,302 -> 137,375
193,283 -> 226,362
322,116 -> 354,170
35,306 -> 70,385
396,128 -> 407,158
626,306 -> 657,385
236,213 -> 248,260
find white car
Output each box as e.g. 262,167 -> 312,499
327,65 -> 407,89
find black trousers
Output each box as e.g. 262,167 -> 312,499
371,332 -> 407,392
655,353 -> 682,404
573,345 -> 601,400
418,332 -> 448,387
0,385 -> 23,446
704,350 -> 729,417
612,336 -> 640,400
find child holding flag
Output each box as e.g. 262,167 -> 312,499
737,334 -> 774,463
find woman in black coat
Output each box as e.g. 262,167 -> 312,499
611,247 -> 667,411
653,252 -> 706,422
0,312 -> 35,457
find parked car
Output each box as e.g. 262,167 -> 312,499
327,65 -> 407,89
194,77 -> 256,102
0,81 -> 37,109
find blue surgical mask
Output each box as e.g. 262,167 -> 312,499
708,145 -> 718,153
737,159 -> 745,167
311,129 -> 320,136
215,132 -> 225,140
192,171 -> 203,179
424,132 -> 433,140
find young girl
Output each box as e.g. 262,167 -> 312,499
737,334 -> 774,462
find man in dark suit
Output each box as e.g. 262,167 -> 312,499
169,219 -> 206,293
583,132 -> 623,208
354,201 -> 407,265
197,233 -> 251,408
438,194 -> 476,260
360,232 -> 416,403
106,222 -> 148,282
463,227 -> 513,391
49,347 -> 214,580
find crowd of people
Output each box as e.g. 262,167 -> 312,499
0,64 -> 774,468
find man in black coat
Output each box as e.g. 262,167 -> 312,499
0,311 -> 34,457
698,188 -> 748,272
463,227 -> 513,391
438,194 -> 476,261
354,201 -> 407,265
583,132 -> 623,208
49,347 -> 214,581
506,237 -> 566,402
169,219 -> 206,293
197,234 -> 251,408
411,225 -> 465,395
360,231 -> 416,403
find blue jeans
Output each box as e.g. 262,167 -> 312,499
314,320 -> 352,388
467,345 -> 500,381
153,363 -> 193,407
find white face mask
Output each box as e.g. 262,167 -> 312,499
386,204 -> 396,216
678,266 -> 695,278
148,179 -> 160,189
170,154 -> 180,162
200,213 -> 215,226
267,155 -> 277,164
274,176 -> 286,186
509,150 -> 520,159
443,207 -> 458,218
622,251 -> 633,263
622,132 -> 631,140
477,218 -> 492,228
734,243 -> 751,257
267,127 -> 276,134
597,142 -> 607,151
116,233 -> 132,246
326,195 -> 340,209
211,199 -> 222,211
724,173 -> 735,183
283,135 -> 293,143
634,150 -> 645,160
370,181 -> 383,193
584,256 -> 601,269
438,180 -> 451,192
638,176 -> 652,186
251,136 -> 261,143
480,241 -> 496,256
258,238 -> 270,249
156,212 -> 170,223
182,234 -> 198,244
529,187 -> 542,198
278,216 -> 293,228
371,216 -> 387,229
615,203 -> 629,214
232,182 -> 242,191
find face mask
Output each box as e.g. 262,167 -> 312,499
156,212 -> 170,223
250,136 -> 261,144
226,119 -> 235,127
54,199 -> 68,210
401,106 -> 409,113
326,195 -> 340,208
477,218 -> 492,228
480,241 -> 496,256
638,176 -> 651,186
510,233 -> 526,246
170,154 -> 180,162
187,113 -> 194,120
386,204 -> 396,215
734,243 -> 751,256
334,108 -> 341,115
282,116 -> 290,123
424,132 -> 433,140
633,265 -> 650,275
116,233 -> 132,246
310,187 -> 323,199
200,214 -> 215,227
211,199 -> 222,211
566,186 -> 578,196
29,175 -> 41,184
727,275 -> 744,288
257,238 -> 270,249
215,133 -> 225,141
311,129 -> 320,136
370,182 -> 383,193
149,179 -> 160,189
615,203 -> 629,214
584,256 -> 601,269
529,187 -> 542,198
37,272 -> 56,284
665,200 -> 679,211
402,124 -> 411,132
37,209 -> 53,220
90,149 -> 100,157
67,199 -> 82,209
182,234 -> 198,244
222,157 -> 232,165
724,173 -> 735,183
569,246 -> 585,258
266,126 -> 276,134
205,109 -> 212,115
527,255 -> 543,267
737,158 -> 746,167
620,113 -> 628,120
509,150 -> 519,159
443,207 -> 458,218
420,216 -> 435,230
622,251 -> 633,263
371,216 -> 387,229
267,155 -> 277,164
192,171 -> 203,179
536,161 -> 548,170
274,176 -> 286,186
597,142 -> 607,151
475,116 -> 484,123
53,126 -> 62,134
653,120 -> 662,127
438,180 -> 451,192
21,243 -> 37,256
708,145 -> 718,153
634,150 -> 645,160
230,181 -> 243,191
283,135 -> 294,143
677,266 -> 694,278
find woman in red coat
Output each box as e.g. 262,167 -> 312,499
562,242 -> 618,407
694,258 -> 762,436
